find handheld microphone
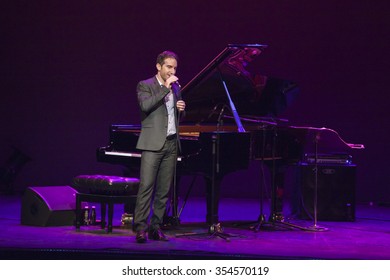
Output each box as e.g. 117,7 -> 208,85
171,81 -> 182,100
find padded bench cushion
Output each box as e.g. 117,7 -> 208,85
72,175 -> 139,196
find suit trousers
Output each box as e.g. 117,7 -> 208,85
134,137 -> 177,232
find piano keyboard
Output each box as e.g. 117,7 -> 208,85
104,151 -> 183,161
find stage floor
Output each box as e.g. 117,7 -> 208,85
1,194 -> 389,260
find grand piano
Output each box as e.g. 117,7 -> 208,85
97,44 -> 364,226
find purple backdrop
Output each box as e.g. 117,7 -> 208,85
1,1 -> 389,203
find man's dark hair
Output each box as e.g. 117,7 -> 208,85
156,51 -> 179,66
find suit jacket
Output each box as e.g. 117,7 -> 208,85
136,76 -> 182,151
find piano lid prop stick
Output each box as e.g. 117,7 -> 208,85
221,80 -> 246,133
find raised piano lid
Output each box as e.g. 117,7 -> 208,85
181,43 -> 300,127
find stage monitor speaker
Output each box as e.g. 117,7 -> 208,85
297,163 -> 356,221
21,186 -> 78,226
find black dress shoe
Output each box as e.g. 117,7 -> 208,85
148,228 -> 169,241
135,230 -> 147,243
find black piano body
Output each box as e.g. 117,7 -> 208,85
97,44 -> 364,225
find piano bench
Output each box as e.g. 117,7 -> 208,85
71,175 -> 140,233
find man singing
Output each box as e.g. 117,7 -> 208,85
133,51 -> 185,243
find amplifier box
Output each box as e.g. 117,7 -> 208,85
294,163 -> 356,221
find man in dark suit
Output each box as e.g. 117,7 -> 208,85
133,51 -> 185,243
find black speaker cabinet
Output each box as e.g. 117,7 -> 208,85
21,186 -> 78,226
297,163 -> 356,221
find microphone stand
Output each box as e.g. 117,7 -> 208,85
165,83 -> 182,227
251,126 -> 273,231
305,130 -> 328,232
232,120 -> 273,231
170,109 -> 181,227
175,104 -> 233,241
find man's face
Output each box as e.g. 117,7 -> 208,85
156,57 -> 177,81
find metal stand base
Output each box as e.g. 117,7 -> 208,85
250,214 -> 269,232
306,224 -> 329,232
175,223 -> 233,242
245,212 -> 328,232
